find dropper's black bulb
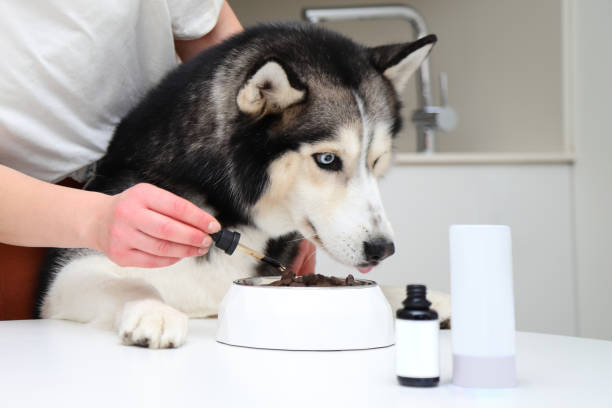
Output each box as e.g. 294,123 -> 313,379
210,229 -> 241,255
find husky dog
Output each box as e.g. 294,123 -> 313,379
37,23 -> 437,348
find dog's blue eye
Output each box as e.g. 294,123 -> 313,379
313,153 -> 342,171
320,153 -> 335,164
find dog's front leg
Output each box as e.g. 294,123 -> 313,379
42,254 -> 188,348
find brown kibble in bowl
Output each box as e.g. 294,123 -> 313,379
265,270 -> 365,287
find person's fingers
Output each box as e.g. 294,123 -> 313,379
134,209 -> 213,248
133,184 -> 220,233
131,230 -> 210,258
119,249 -> 181,268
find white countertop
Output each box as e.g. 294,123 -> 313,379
1,319 -> 611,408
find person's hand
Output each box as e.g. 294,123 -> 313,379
95,183 -> 220,268
292,239 -> 316,276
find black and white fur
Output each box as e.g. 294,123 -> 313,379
37,23 -> 438,348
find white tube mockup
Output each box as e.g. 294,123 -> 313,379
449,225 -> 516,388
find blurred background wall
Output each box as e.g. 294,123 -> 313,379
228,0 -> 612,340
572,0 -> 612,341
231,0 -> 563,154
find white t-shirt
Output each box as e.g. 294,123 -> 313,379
0,0 -> 224,183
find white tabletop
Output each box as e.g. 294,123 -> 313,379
1,319 -> 611,408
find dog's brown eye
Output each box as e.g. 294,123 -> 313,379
313,153 -> 342,171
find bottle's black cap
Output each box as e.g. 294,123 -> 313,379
403,284 -> 431,310
407,284 -> 427,299
210,229 -> 240,255
397,284 -> 438,320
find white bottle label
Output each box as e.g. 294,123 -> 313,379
395,319 -> 439,378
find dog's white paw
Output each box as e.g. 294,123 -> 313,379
381,285 -> 451,328
118,299 -> 188,349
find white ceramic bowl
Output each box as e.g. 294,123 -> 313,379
216,276 -> 394,351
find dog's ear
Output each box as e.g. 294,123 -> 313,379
237,61 -> 306,116
369,34 -> 437,94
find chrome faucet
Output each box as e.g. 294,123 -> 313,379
303,4 -> 457,153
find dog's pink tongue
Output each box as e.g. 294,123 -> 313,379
357,266 -> 374,274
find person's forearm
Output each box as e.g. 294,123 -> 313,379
174,1 -> 243,62
0,165 -> 109,249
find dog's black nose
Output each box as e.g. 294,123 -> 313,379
363,239 -> 395,263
